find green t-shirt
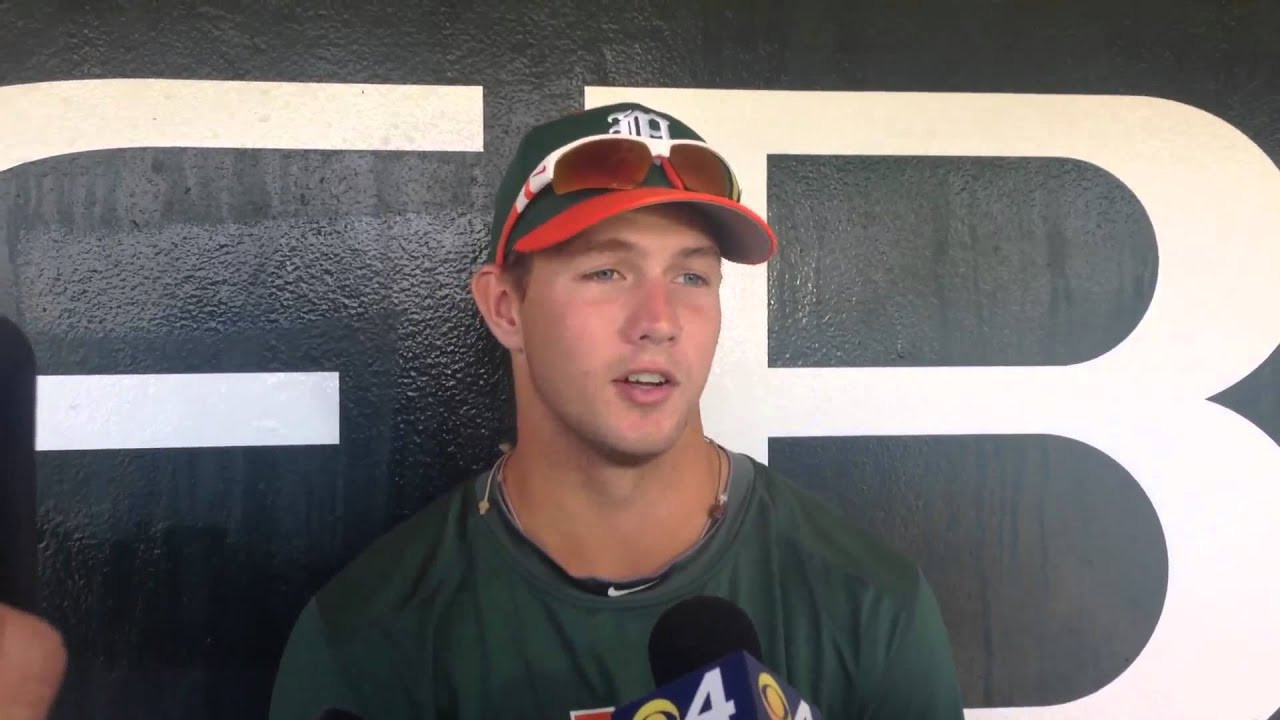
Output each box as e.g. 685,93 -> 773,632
269,451 -> 965,719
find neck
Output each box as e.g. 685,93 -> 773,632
499,424 -> 724,581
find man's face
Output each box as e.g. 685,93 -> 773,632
512,205 -> 723,462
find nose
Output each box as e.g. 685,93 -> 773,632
626,276 -> 680,346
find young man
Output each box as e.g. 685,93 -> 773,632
270,102 -> 965,719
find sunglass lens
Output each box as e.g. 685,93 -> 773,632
669,145 -> 735,199
553,139 -> 651,194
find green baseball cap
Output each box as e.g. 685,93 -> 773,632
486,102 -> 777,266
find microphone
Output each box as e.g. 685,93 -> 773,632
0,317 -> 38,611
648,595 -> 763,686
615,596 -> 822,720
312,710 -> 363,720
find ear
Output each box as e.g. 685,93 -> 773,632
471,264 -> 525,353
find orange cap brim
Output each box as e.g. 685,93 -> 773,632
510,187 -> 778,265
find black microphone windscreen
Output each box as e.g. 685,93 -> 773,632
647,595 -> 763,687
0,316 -> 38,611
312,709 -> 364,720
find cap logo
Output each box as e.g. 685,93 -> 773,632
607,109 -> 671,140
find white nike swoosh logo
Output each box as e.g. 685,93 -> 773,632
606,581 -> 658,597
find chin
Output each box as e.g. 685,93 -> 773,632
590,425 -> 687,465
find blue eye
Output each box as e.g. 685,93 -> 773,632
585,269 -> 620,281
679,272 -> 710,287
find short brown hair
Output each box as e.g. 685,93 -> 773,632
502,250 -> 534,299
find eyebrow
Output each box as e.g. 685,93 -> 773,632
678,244 -> 722,260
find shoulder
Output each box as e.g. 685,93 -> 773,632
746,456 -> 926,605
309,475 -> 477,640
744,457 -> 964,713
271,478 -> 482,719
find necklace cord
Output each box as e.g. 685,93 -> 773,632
478,438 -> 729,523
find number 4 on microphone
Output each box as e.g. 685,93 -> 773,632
687,668 -> 735,719
615,651 -> 820,720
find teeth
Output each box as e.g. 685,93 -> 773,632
627,372 -> 667,385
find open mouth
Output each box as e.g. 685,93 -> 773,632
617,371 -> 674,388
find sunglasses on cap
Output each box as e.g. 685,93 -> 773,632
494,133 -> 741,266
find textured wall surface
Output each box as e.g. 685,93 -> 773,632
0,1 -> 1277,718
